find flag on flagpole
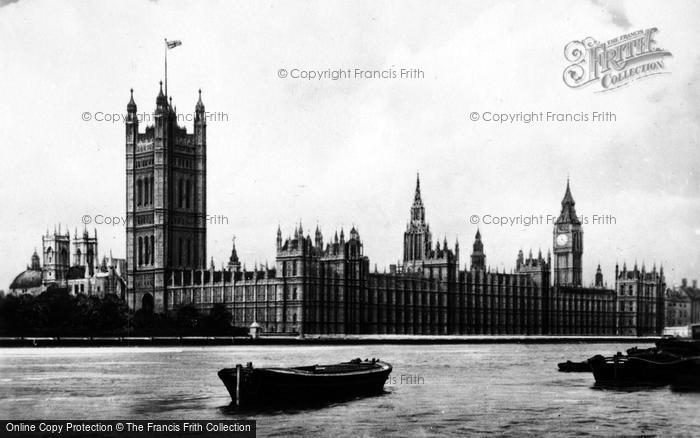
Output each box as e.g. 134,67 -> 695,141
166,40 -> 182,49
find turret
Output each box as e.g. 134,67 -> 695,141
30,250 -> 40,270
195,89 -> 205,120
315,225 -> 323,248
276,225 -> 283,250
470,229 -> 486,271
595,263 -> 604,287
194,89 -> 206,144
126,88 -> 137,120
228,236 -> 241,272
125,90 -> 138,159
517,249 -> 524,268
155,81 -> 167,114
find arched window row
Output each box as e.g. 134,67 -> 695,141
137,234 -> 156,267
136,176 -> 155,207
177,237 -> 193,267
176,177 -> 194,209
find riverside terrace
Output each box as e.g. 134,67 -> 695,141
0,335 -> 663,347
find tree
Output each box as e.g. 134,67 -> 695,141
175,304 -> 200,332
202,303 -> 232,334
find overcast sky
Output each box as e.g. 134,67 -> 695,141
0,0 -> 698,290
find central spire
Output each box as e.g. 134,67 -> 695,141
414,172 -> 422,204
410,172 -> 425,224
403,172 -> 432,263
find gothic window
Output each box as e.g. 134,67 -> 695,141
80,284 -> 84,293
186,180 -> 191,209
178,178 -> 185,208
138,237 -> 143,266
187,239 -> 191,266
75,248 -> 81,265
293,287 -> 297,300
46,247 -> 53,263
137,179 -> 142,206
293,313 -> 297,324
150,235 -> 155,265
144,237 -> 150,266
179,238 -> 183,266
293,261 -> 297,276
144,178 -> 149,205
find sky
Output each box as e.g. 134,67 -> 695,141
0,0 -> 698,290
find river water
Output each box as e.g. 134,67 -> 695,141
1,343 -> 698,436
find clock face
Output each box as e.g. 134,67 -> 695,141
556,233 -> 569,246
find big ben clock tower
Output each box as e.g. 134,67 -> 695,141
553,179 -> 583,286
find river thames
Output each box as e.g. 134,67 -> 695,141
1,343 -> 698,436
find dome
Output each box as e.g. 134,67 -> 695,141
10,269 -> 43,290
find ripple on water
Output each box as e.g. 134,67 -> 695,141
1,344 -> 699,435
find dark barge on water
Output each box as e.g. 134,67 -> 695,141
587,324 -> 700,387
218,358 -> 392,407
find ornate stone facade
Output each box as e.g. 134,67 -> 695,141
615,263 -> 666,335
125,85 -> 207,312
159,177 -> 649,336
123,85 -> 667,336
9,226 -> 125,297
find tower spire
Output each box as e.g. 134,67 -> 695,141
415,172 -> 421,197
410,172 -> 425,224
557,177 -> 580,224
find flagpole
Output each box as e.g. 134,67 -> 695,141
164,38 -> 168,98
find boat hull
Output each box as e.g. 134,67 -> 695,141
218,360 -> 392,406
557,360 -> 590,372
589,354 -> 700,387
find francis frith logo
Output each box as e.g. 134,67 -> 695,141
563,27 -> 672,92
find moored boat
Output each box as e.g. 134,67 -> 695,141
588,353 -> 685,386
218,358 -> 392,406
557,360 -> 590,372
586,324 -> 700,387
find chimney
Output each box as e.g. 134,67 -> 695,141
681,278 -> 687,287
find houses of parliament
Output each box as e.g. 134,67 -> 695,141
123,83 -> 668,336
